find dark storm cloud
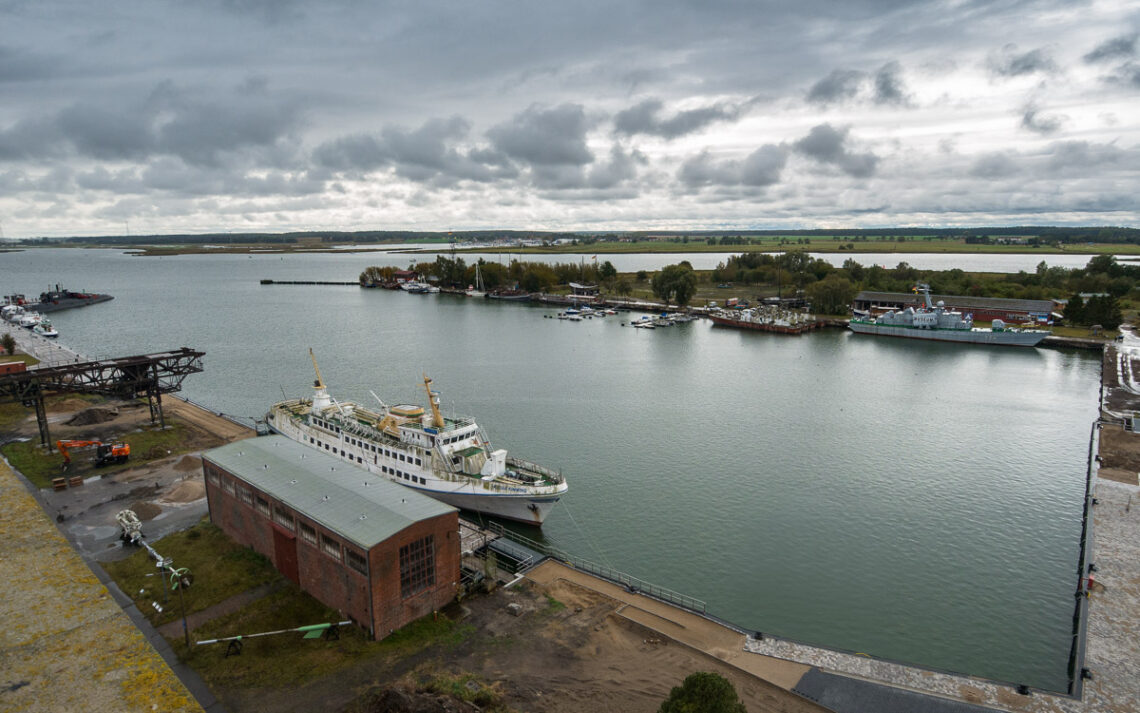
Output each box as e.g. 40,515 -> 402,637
989,45 -> 1057,77
792,124 -> 878,177
1021,102 -> 1064,134
806,69 -> 865,104
1083,33 -> 1137,63
613,98 -> 746,139
487,104 -> 593,166
678,144 -> 788,189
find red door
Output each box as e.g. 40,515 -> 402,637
272,526 -> 299,584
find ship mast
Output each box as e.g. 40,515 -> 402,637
423,374 -> 445,429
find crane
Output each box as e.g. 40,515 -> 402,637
56,439 -> 130,468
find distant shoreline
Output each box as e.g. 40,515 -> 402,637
13,240 -> 1139,258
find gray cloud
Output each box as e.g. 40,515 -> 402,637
0,84 -> 303,167
313,117 -> 518,185
678,144 -> 788,189
805,62 -> 909,107
613,98 -> 745,139
792,124 -> 878,178
1021,103 -> 1065,134
1083,34 -> 1137,63
1105,62 -> 1140,88
873,61 -> 909,105
487,104 -> 593,166
989,46 -> 1057,77
969,152 -> 1020,178
1045,140 -> 1122,173
0,45 -> 61,82
806,69 -> 865,104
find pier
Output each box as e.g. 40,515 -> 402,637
259,279 -> 359,286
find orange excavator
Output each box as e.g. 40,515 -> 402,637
56,439 -> 130,468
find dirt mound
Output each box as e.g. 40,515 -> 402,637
130,502 -> 162,521
143,445 -> 172,460
160,479 -> 205,504
174,455 -> 201,472
66,407 -> 119,426
355,686 -> 481,713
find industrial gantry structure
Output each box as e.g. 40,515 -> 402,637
0,347 -> 205,448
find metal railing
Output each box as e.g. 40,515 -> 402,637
484,521 -> 706,614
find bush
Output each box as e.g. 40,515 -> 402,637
659,672 -> 746,713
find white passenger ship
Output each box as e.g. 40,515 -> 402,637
266,352 -> 568,525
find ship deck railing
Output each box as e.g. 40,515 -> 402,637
482,521 -> 706,614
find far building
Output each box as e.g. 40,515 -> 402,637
202,436 -> 460,640
569,282 -> 599,298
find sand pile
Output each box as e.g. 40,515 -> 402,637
129,502 -> 162,521
160,479 -> 205,504
173,455 -> 201,472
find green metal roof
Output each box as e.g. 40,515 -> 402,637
203,436 -> 455,550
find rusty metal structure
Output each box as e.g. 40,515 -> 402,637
0,347 -> 205,448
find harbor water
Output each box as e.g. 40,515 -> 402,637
2,248 -> 1100,691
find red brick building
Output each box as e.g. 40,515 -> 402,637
202,436 -> 460,640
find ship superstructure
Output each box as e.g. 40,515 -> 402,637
266,351 -> 567,525
848,284 -> 1049,347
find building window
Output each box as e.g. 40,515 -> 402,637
399,535 -> 435,598
207,467 -> 220,486
255,496 -> 270,518
239,487 -> 252,505
222,477 -> 235,495
346,549 -> 368,575
299,521 -> 317,545
321,534 -> 342,561
273,507 -> 294,531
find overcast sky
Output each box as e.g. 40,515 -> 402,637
1,0 -> 1138,237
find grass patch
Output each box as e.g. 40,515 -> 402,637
0,353 -> 40,366
543,594 -> 565,612
2,418 -> 197,489
421,673 -> 511,710
178,591 -> 472,688
0,389 -> 86,431
101,520 -> 280,628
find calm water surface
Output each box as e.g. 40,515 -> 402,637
3,248 -> 1099,690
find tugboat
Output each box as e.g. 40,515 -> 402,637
848,284 -> 1049,347
266,351 -> 568,525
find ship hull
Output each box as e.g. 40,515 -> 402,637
708,314 -> 820,334
848,320 -> 1048,347
26,294 -> 114,312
